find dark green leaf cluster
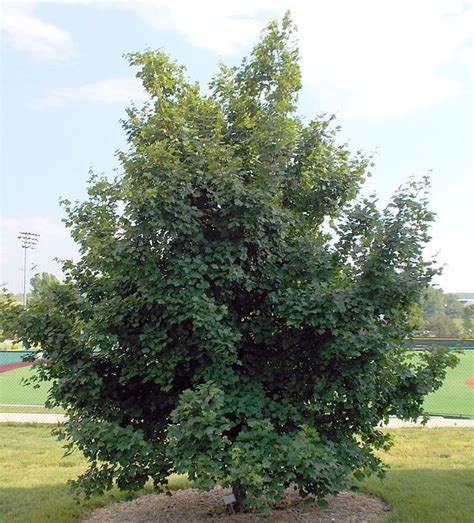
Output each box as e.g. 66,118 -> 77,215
0,14 -> 456,511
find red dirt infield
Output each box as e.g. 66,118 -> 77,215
0,361 -> 32,373
465,376 -> 474,389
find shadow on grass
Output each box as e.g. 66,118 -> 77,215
0,483 -> 144,523
0,475 -> 192,523
1,469 -> 472,523
361,468 -> 474,522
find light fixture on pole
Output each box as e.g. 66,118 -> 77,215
18,231 -> 40,306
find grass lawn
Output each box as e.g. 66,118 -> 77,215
0,425 -> 473,522
0,424 -> 191,523
361,428 -> 474,522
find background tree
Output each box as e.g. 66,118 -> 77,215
444,293 -> 464,318
462,306 -> 474,336
28,272 -> 60,305
0,15 -> 456,511
418,286 -> 467,336
423,315 -> 460,338
422,287 -> 445,318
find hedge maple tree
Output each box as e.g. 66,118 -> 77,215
2,15 -> 456,511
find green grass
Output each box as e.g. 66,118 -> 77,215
0,426 -> 472,522
361,428 -> 474,522
422,351 -> 473,417
0,367 -> 51,406
0,425 -> 191,523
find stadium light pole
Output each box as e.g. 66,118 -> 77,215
18,231 -> 40,306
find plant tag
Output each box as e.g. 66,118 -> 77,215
223,494 -> 236,505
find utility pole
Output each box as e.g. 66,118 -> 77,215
18,232 -> 40,307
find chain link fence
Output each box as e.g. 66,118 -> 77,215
1,344 -> 473,423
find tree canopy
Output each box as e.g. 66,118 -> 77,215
0,14 -> 456,511
418,286 -> 469,337
29,272 -> 61,304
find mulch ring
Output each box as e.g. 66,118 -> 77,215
465,376 -> 474,389
78,487 -> 389,522
0,362 -> 32,373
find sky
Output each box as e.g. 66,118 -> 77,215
1,0 -> 473,294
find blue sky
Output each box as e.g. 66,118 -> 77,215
1,0 -> 473,293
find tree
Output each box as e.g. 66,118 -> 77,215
444,293 -> 463,318
29,272 -> 60,305
419,286 -> 465,336
462,306 -> 474,336
424,315 -> 460,337
422,287 -> 445,319
0,15 -> 456,512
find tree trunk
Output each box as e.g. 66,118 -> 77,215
232,482 -> 247,513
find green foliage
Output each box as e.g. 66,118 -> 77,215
422,287 -> 445,318
0,14 -> 456,511
419,287 -> 467,336
462,306 -> 473,335
0,292 -> 23,341
423,315 -> 461,337
29,272 -> 61,305
444,293 -> 464,318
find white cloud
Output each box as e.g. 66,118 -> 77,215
294,0 -> 472,118
0,215 -> 79,294
123,0 -> 267,55
4,0 -> 470,116
1,3 -> 76,63
119,0 -> 473,119
26,77 -> 147,109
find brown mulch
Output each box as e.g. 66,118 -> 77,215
79,487 -> 389,522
